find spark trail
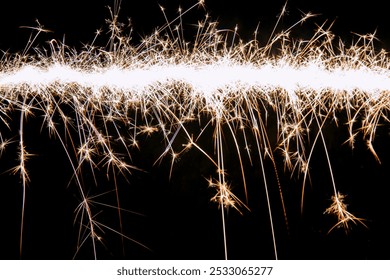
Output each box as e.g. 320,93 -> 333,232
0,1 -> 387,259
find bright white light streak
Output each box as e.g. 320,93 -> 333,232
2,62 -> 390,101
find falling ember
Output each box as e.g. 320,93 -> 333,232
324,192 -> 368,234
0,1 -> 387,259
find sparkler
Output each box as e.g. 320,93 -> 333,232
1,0 -> 388,259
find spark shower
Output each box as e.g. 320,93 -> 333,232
0,0 -> 389,259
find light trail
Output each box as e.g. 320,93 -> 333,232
0,0 -> 388,259
2,62 -> 390,97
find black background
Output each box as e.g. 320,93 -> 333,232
0,0 -> 390,260
1,0 -> 390,50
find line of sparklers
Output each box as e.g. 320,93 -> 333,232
0,0 -> 386,259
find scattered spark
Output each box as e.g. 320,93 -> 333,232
324,192 -> 368,234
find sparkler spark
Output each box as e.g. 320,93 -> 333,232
1,1 -> 387,259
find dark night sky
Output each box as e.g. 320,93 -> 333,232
1,0 -> 390,50
0,0 -> 390,260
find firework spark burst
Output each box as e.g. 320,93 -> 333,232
0,1 -> 388,259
